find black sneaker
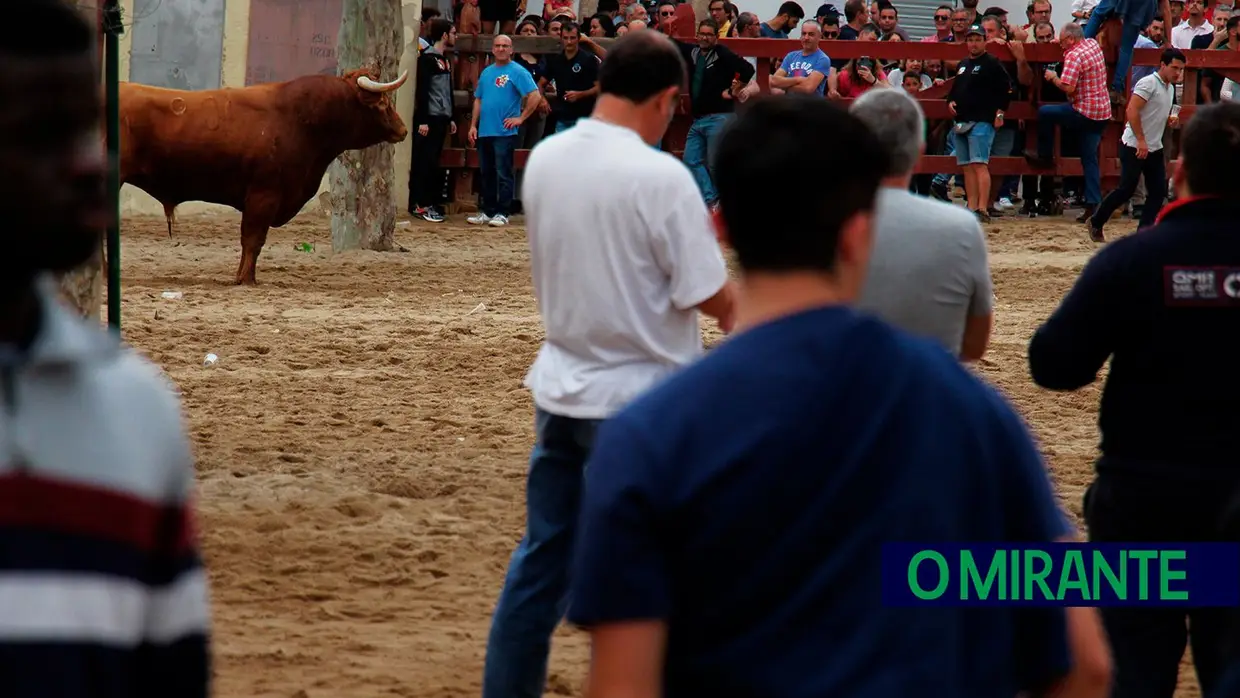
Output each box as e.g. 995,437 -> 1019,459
930,181 -> 951,202
416,206 -> 445,223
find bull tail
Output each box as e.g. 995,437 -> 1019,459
164,204 -> 176,238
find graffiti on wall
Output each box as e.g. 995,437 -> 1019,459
128,0 -> 226,90
246,0 -> 346,86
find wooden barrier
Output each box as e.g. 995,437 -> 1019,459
431,27 -> 1240,211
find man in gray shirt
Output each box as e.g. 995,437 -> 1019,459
849,89 -> 995,361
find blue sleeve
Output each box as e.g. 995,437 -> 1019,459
515,65 -> 539,95
779,52 -> 793,73
817,54 -> 832,74
987,388 -> 1075,693
566,417 -> 672,628
1027,241 -> 1127,391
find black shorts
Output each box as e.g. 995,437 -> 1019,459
479,0 -> 518,23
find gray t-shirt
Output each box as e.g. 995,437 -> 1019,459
1122,72 -> 1174,152
856,188 -> 994,356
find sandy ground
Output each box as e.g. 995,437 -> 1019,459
110,207 -> 1201,697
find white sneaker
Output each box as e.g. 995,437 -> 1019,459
467,213 -> 490,225
488,215 -> 509,227
996,197 -> 1014,211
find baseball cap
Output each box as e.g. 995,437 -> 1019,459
816,3 -> 841,17
983,5 -> 1008,15
965,22 -> 985,35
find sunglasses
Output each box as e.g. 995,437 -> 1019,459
935,14 -> 950,19
823,30 -> 840,36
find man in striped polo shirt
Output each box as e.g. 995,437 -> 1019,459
0,1 -> 211,695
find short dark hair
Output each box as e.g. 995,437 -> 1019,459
822,14 -> 840,25
1161,46 -> 1186,64
845,0 -> 866,21
598,31 -> 687,103
3,0 -> 94,57
1228,14 -> 1240,29
700,17 -> 720,32
779,1 -> 807,18
1181,102 -> 1240,198
599,0 -> 620,12
560,19 -> 581,35
878,1 -> 897,15
428,19 -> 455,43
422,7 -> 441,21
714,96 -> 890,274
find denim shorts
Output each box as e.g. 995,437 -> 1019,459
953,121 -> 997,165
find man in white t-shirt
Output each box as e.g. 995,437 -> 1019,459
1171,0 -> 1212,46
480,30 -> 736,698
1087,46 -> 1185,241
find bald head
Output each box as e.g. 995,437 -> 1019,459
492,33 -> 514,62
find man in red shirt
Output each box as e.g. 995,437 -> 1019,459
1024,22 -> 1112,224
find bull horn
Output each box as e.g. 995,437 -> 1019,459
357,70 -> 408,93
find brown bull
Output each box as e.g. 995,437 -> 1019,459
119,67 -> 409,285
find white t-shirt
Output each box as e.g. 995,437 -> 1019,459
1123,72 -> 1174,151
1170,20 -> 1212,49
521,118 -> 730,420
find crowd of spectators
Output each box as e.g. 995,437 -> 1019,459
411,0 -> 1237,236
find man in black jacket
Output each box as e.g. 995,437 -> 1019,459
680,18 -> 755,210
411,18 -> 457,223
946,23 -> 1012,221
1028,102 -> 1240,698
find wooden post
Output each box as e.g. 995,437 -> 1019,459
58,0 -> 105,320
329,0 -> 404,252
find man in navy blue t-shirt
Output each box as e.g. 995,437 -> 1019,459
566,95 -> 1112,698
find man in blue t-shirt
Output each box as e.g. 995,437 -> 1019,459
566,95 -> 1113,698
468,34 -> 541,227
770,20 -> 837,96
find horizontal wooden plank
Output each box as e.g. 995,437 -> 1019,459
449,33 -> 1240,68
438,148 -> 1123,176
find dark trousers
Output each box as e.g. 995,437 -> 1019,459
1085,470 -> 1238,698
477,135 -> 518,217
910,174 -> 933,196
1091,144 -> 1167,231
1037,104 -> 1108,205
410,116 -> 451,210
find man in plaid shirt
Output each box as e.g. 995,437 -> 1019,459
1025,23 -> 1113,224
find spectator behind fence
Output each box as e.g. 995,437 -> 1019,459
679,18 -> 755,210
1025,23 -> 1111,223
540,21 -> 601,134
1,1 -> 212,695
467,35 -> 542,228
761,0 -> 806,36
876,0 -> 910,39
1087,47 -> 1184,241
947,23 -> 1012,221
566,91 -> 1111,698
771,20 -> 837,96
851,88 -> 995,361
1028,101 -> 1240,698
482,30 -> 735,698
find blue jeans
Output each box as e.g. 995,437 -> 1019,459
478,135 -> 519,217
954,121 -> 997,165
1083,0 -> 1145,92
554,116 -> 580,133
684,113 -> 731,205
933,135 -> 956,189
1037,103 -> 1108,205
482,408 -> 603,698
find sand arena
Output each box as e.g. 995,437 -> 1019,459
114,210 -> 1202,697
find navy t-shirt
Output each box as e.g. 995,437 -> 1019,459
567,306 -> 1074,698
